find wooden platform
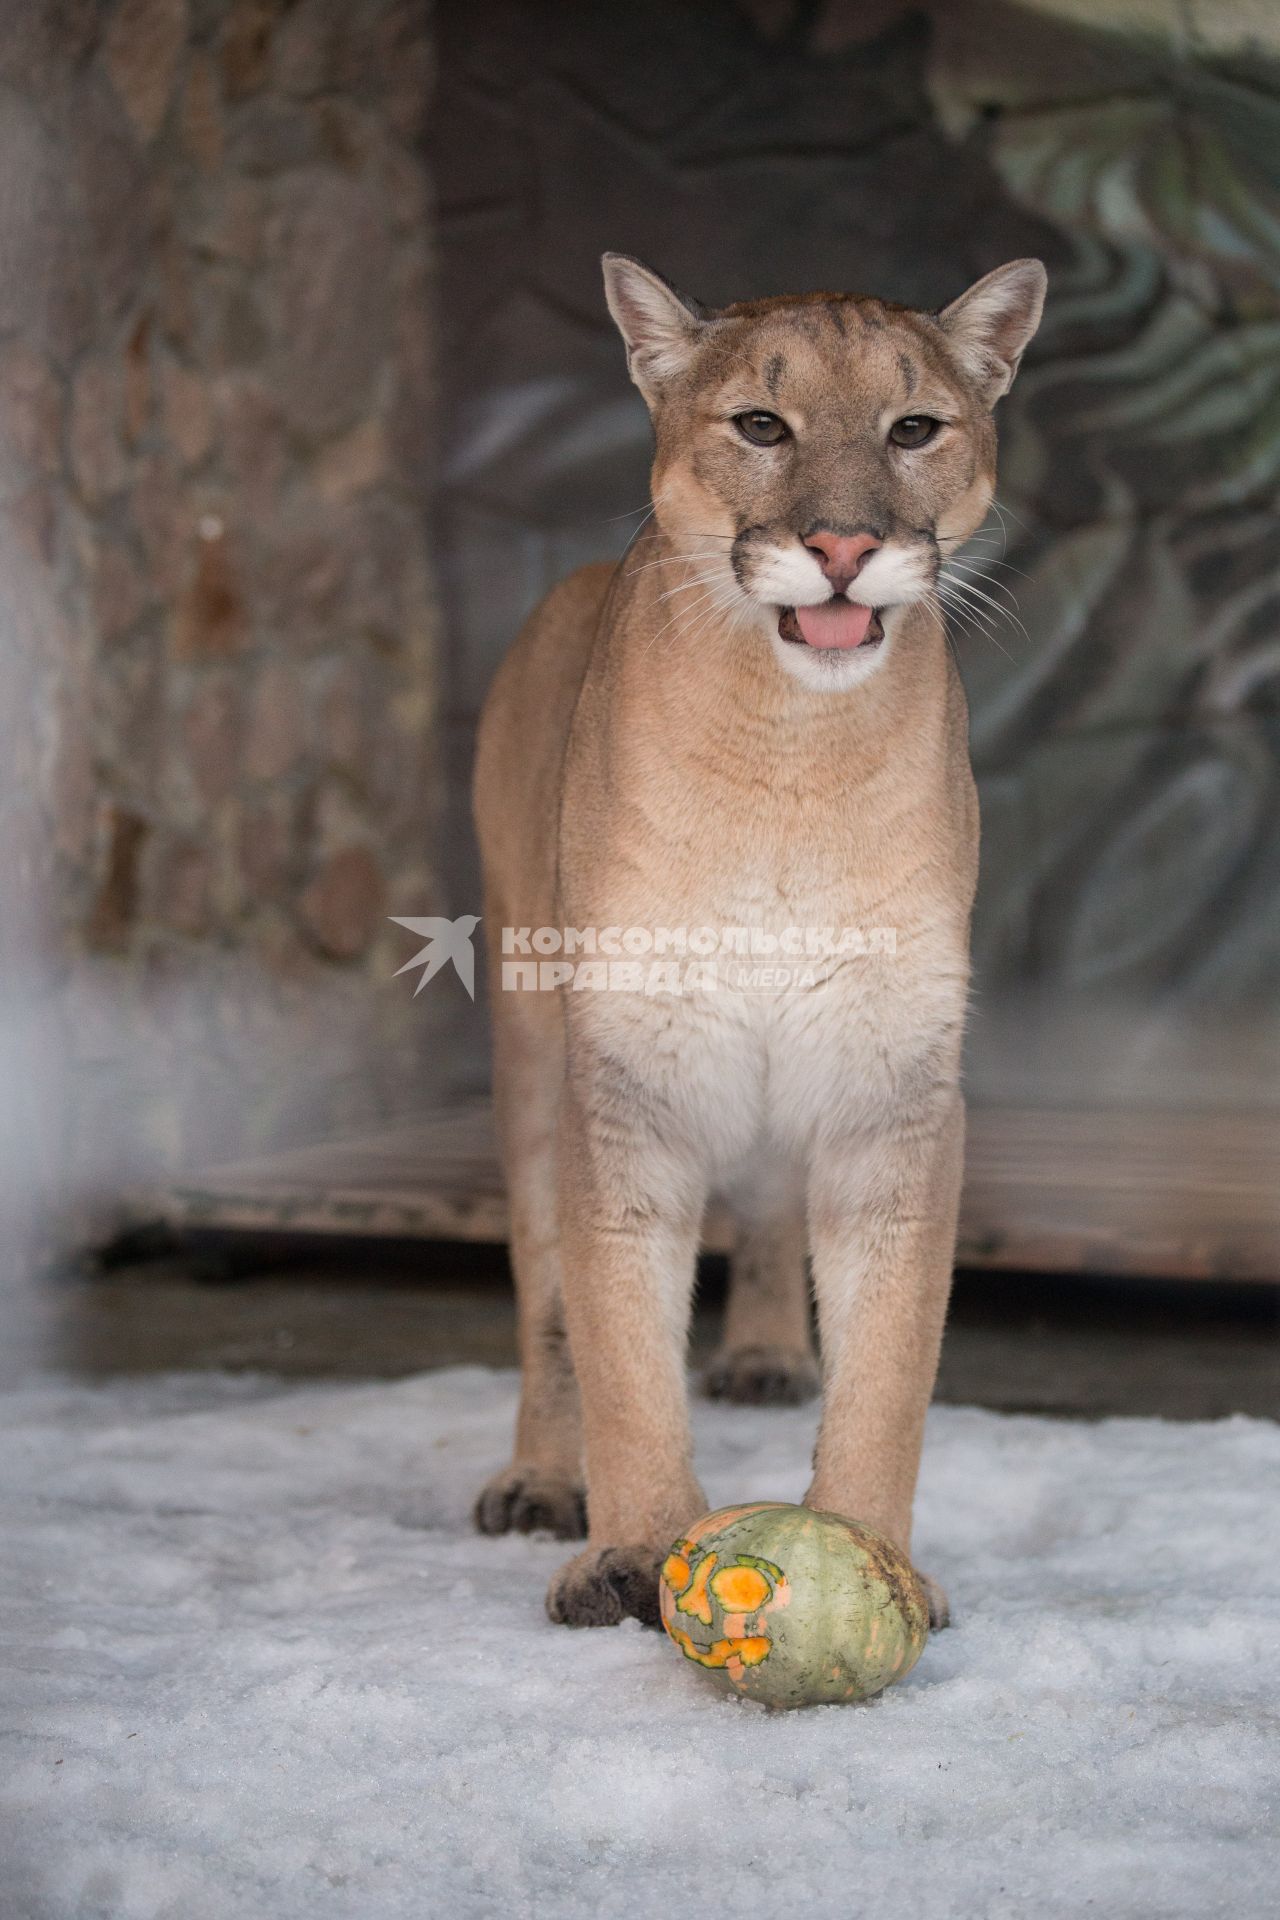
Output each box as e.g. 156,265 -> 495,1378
147,1098 -> 1280,1282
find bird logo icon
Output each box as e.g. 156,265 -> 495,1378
389,915 -> 481,1000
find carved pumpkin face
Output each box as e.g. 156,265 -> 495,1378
659,1501 -> 798,1683
660,1536 -> 790,1678
657,1502 -> 931,1709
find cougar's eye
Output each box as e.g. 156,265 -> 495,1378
889,415 -> 940,449
734,410 -> 789,447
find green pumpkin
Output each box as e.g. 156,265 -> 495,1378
659,1502 -> 930,1709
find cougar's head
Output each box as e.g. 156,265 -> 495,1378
604,253 -> 1045,692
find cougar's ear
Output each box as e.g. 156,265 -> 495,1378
602,254 -> 708,402
937,259 -> 1047,405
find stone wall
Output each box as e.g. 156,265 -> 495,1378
0,0 -> 443,1264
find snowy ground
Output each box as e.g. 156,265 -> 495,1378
2,1368 -> 1277,1920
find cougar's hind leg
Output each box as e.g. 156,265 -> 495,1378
704,1167 -> 819,1406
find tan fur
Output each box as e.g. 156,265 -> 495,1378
473,254 -> 1045,1626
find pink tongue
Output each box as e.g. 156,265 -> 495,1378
794,601 -> 875,649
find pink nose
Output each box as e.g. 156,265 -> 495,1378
803,530 -> 882,592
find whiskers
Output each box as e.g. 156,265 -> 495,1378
936,565 -> 1027,655
620,523 -> 750,660
624,530 -> 736,580
933,500 -> 1032,658
616,510 -> 1035,667
639,565 -> 751,660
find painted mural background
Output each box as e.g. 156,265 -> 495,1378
432,0 -> 1280,1118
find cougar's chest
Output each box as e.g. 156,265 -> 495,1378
558,627 -> 974,1162
566,822 -> 968,1172
632,752 -> 923,934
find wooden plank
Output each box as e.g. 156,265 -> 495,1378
147,1098 -> 1280,1282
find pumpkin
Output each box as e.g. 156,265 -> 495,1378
658,1502 -> 930,1709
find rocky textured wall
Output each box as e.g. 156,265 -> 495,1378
0,0 -> 441,1261
433,0 -> 1280,1116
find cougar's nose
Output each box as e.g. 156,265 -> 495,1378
803,530 -> 882,594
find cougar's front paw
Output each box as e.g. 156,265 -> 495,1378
473,1466 -> 586,1540
918,1569 -> 951,1631
546,1543 -> 666,1628
703,1344 -> 820,1407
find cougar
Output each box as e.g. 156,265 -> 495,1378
472,252 -> 1046,1630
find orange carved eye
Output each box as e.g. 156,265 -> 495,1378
674,1552 -> 717,1625
661,1552 -> 692,1594
710,1564 -> 771,1612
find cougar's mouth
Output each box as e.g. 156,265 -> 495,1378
777,601 -> 885,651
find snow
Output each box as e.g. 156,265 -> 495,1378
2,1367 -> 1277,1919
